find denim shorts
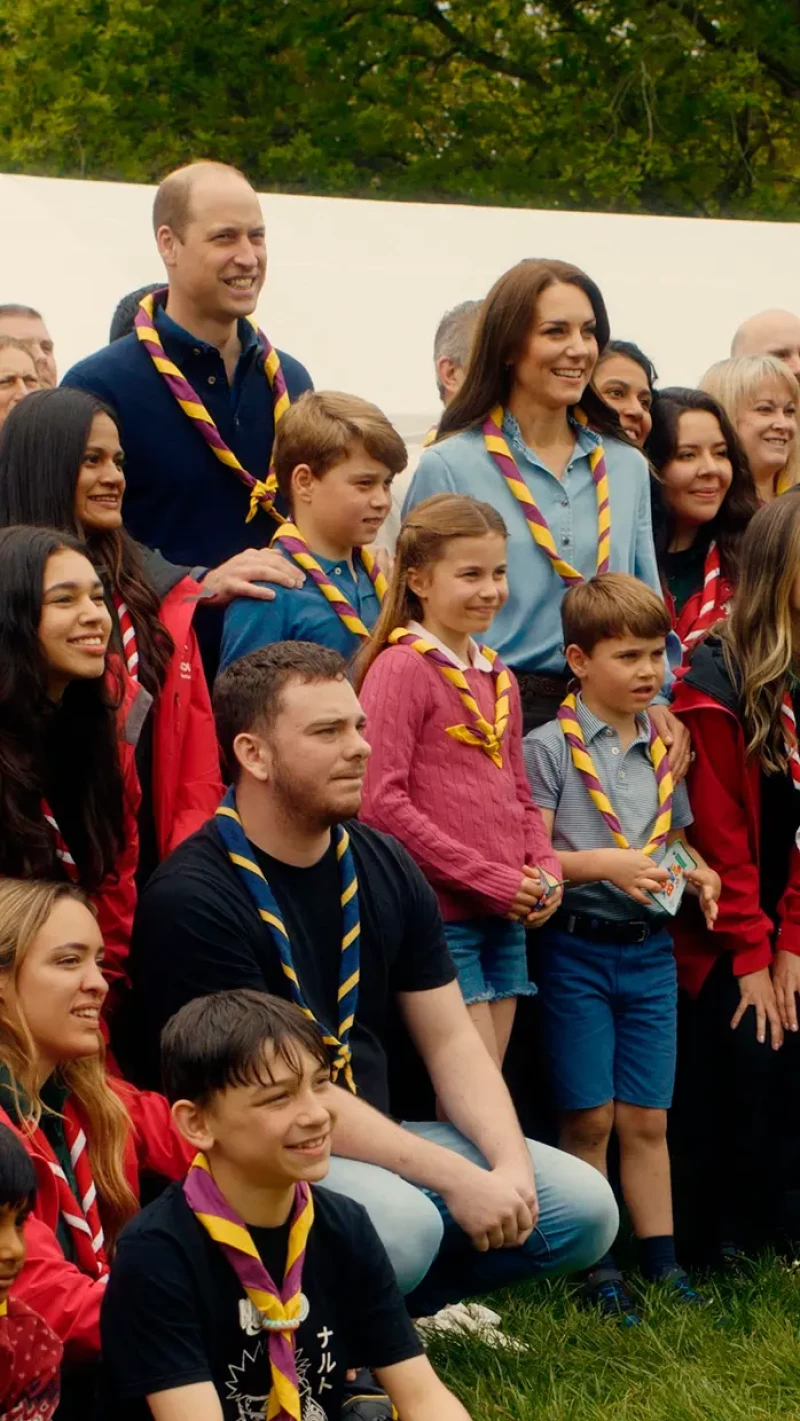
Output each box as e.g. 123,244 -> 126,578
536,924 -> 677,1110
443,916 -> 536,1006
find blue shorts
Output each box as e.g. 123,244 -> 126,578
443,917 -> 536,1006
536,925 -> 677,1111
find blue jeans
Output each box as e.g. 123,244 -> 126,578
320,1122 -> 618,1314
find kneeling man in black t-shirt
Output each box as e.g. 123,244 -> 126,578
100,990 -> 470,1421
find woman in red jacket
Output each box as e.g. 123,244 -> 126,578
0,388 -> 222,884
0,876 -> 191,1409
647,387 -> 758,670
672,494 -> 800,1261
0,526 -> 139,999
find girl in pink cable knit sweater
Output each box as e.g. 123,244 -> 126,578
356,492 -> 562,1066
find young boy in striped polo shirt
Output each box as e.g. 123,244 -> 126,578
524,572 -> 720,1323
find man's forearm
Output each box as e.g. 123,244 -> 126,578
423,1025 -> 530,1172
330,1088 -> 473,1193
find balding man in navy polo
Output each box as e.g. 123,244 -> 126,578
64,162 -> 313,583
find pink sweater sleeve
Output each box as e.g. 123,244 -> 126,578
507,678 -> 561,881
360,650 -> 524,915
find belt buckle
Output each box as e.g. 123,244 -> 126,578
632,922 -> 648,944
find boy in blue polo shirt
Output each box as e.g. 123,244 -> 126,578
220,392 -> 407,670
524,573 -> 720,1323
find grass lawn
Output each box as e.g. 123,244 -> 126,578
425,1258 -> 800,1419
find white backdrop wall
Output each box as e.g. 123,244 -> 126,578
1,172 -> 798,438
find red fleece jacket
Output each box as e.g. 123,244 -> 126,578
672,677 -> 800,996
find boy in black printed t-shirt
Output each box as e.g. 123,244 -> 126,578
99,991 -> 471,1421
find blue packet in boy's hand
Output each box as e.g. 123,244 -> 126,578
647,841 -> 697,916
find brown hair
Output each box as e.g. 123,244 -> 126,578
719,493 -> 800,772
354,493 -> 507,689
562,573 -> 671,654
274,391 -> 407,506
161,989 -> 330,1107
213,642 -> 347,778
438,258 -> 620,443
0,879 -> 138,1249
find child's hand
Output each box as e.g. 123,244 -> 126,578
524,868 -> 564,929
602,849 -> 669,905
508,867 -> 544,921
685,866 -> 721,930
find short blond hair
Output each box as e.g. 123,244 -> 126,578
700,356 -> 800,489
562,573 -> 671,654
274,391 -> 407,505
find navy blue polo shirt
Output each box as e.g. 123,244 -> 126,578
62,307 -> 312,568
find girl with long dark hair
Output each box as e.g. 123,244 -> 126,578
404,259 -> 685,765
672,495 -> 800,1258
0,525 -> 139,996
647,387 -> 758,667
0,388 -> 222,884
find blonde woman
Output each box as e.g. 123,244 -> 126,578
700,355 -> 800,503
672,495 -> 800,1261
0,879 -> 190,1379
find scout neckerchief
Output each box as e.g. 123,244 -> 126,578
184,1154 -> 313,1421
6,1090 -> 108,1278
41,800 -> 78,882
781,690 -> 800,791
215,787 -> 360,1090
387,627 -> 511,769
558,692 -> 673,854
777,468 -> 796,497
422,424 -> 438,448
482,404 -> 611,585
673,539 -> 729,658
111,593 -> 139,681
134,288 -> 290,523
271,523 -> 386,641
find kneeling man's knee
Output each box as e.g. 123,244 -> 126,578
382,1191 -> 445,1294
562,1158 -> 619,1272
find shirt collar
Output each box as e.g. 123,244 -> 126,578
406,620 -> 493,672
155,303 -> 261,357
502,408 -> 602,460
574,692 -> 651,748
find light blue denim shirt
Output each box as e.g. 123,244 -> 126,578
403,413 -> 662,675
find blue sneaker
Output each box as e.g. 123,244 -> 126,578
583,1273 -> 642,1326
659,1269 -> 708,1307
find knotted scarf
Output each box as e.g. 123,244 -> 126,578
483,405 -> 611,585
387,627 -> 511,768
557,692 -> 673,854
134,288 -> 290,522
41,800 -> 78,883
215,788 -> 360,1091
271,523 -> 386,641
781,692 -> 800,791
672,540 -> 729,660
184,1153 -> 313,1421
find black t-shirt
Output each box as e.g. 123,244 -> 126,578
663,537 -> 709,617
121,819 -> 456,1106
98,1182 -> 422,1421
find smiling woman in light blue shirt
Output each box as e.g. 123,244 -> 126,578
403,257 -> 686,763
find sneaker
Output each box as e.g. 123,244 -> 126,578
658,1268 -> 708,1306
415,1301 -> 526,1351
718,1243 -> 751,1273
340,1367 -> 392,1420
582,1273 -> 642,1326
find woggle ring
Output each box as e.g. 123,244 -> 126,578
260,1293 -> 310,1331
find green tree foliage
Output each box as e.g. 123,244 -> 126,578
1,0 -> 799,217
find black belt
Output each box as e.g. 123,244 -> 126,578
552,909 -> 655,945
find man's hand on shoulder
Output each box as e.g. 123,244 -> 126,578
201,548 -> 306,606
